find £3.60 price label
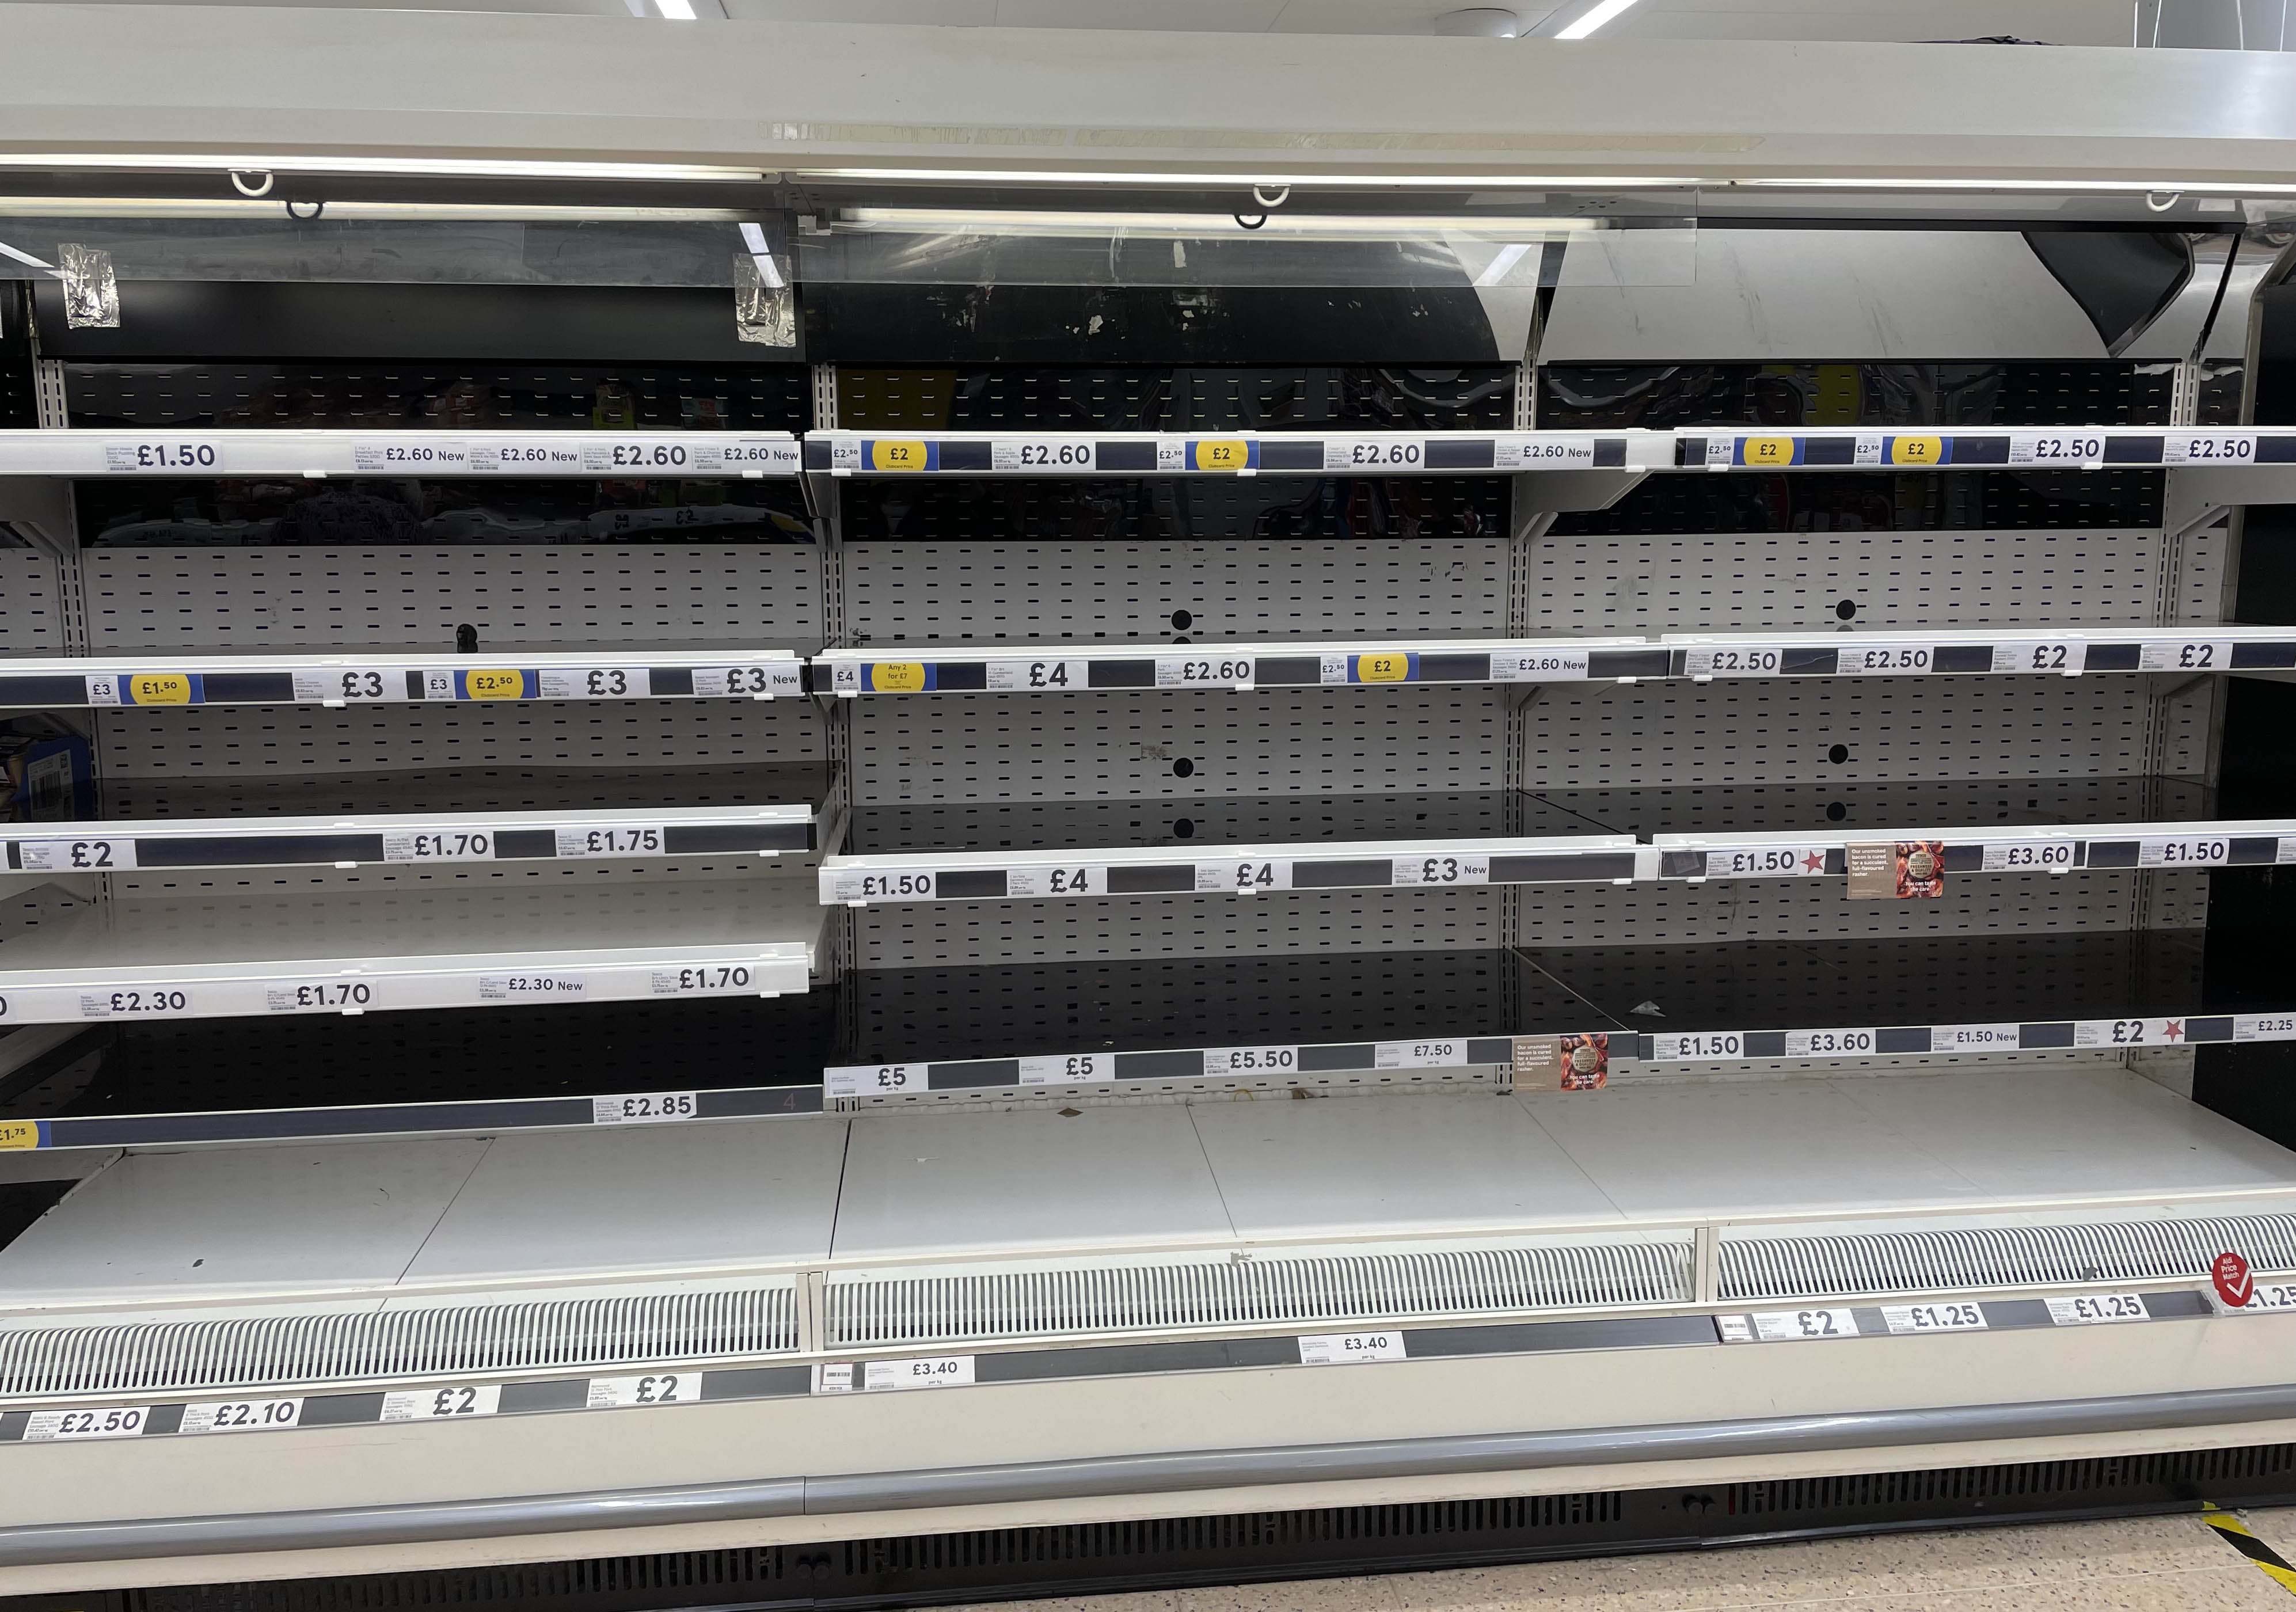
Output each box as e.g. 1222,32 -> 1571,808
862,1355 -> 975,1392
24,1406 -> 151,1441
586,1372 -> 699,1408
1785,1028 -> 1877,1056
1880,1302 -> 1987,1334
181,1398 -> 303,1434
382,1385 -> 501,1421
1983,839 -> 2078,871
592,1091 -> 698,1124
1298,1332 -> 1407,1364
2046,1292 -> 2149,1325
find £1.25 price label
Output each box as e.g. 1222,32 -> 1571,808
2046,1293 -> 2149,1325
1880,1301 -> 1987,1334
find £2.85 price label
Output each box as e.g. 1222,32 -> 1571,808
591,1091 -> 699,1124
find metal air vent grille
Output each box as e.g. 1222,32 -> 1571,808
1720,1214 -> 2296,1304
0,1283 -> 798,1400
828,1240 -> 1696,1348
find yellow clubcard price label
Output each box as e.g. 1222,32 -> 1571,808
1739,436 -> 1796,466
1890,435 -> 1944,465
870,440 -> 929,472
1192,440 -> 1249,471
465,670 -> 527,700
0,1121 -> 41,1150
1355,653 -> 1412,683
870,663 -> 929,692
127,673 -> 193,705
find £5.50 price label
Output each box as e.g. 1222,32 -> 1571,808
586,1372 -> 700,1408
181,1398 -> 304,1434
382,1385 -> 501,1421
1880,1301 -> 1987,1334
1298,1332 -> 1407,1364
1202,1044 -> 1298,1077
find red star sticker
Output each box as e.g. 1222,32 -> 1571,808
2164,1021 -> 2184,1041
1801,851 -> 1826,873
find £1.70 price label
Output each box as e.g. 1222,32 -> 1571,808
384,830 -> 494,862
265,980 -> 374,1013
649,965 -> 755,994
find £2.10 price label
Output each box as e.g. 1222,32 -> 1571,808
181,1398 -> 304,1434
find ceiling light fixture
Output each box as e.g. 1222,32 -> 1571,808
1555,0 -> 1643,38
654,0 -> 697,17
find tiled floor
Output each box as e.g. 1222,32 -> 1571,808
946,1508 -> 2296,1612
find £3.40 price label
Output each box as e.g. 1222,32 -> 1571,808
1298,1332 -> 1407,1364
862,1356 -> 975,1392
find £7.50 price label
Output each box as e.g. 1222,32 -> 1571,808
1298,1332 -> 1407,1364
587,1372 -> 700,1408
1880,1301 -> 1987,1334
382,1385 -> 501,1421
1375,1039 -> 1469,1069
24,1406 -> 151,1441
181,1398 -> 303,1434
2046,1292 -> 2149,1325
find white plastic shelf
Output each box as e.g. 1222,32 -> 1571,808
0,878 -> 824,1026
1660,818 -> 2296,884
2,803 -> 816,877
0,429 -> 800,479
0,648 -> 804,710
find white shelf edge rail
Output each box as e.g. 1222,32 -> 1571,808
0,937 -> 817,1028
799,427 -> 2296,479
0,651 -> 803,710
1,805 -> 815,876
1659,819 -> 2296,885
0,429 -> 800,478
820,836 -> 1646,906
826,1010 -> 2296,1100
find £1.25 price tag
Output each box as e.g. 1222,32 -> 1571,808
2046,1293 -> 2149,1325
1880,1301 -> 1987,1334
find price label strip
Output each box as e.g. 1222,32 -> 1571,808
1298,1332 -> 1408,1364
813,1356 -> 978,1392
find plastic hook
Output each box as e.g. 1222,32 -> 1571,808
1251,184 -> 1290,210
229,170 -> 275,198
286,199 -> 325,221
2145,190 -> 2183,213
1233,213 -> 1268,231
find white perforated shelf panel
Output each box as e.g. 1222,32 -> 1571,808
82,547 -> 822,651
853,688 -> 1506,803
96,699 -> 826,778
1523,526 -> 2218,636
845,540 -> 1511,642
855,888 -> 1503,968
0,549 -> 61,653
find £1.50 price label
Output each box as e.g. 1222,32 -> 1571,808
1931,1023 -> 2019,1053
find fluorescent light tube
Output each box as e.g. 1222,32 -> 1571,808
1556,0 -> 1642,38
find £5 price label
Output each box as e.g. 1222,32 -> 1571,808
181,1398 -> 304,1434
1298,1332 -> 1407,1364
591,1091 -> 699,1124
381,1385 -> 501,1421
14,837 -> 135,872
823,1063 -> 922,1097
1019,1053 -> 1112,1084
586,1372 -> 700,1408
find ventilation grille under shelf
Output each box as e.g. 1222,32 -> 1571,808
1720,1212 -> 2296,1305
0,1282 -> 799,1400
828,1239 -> 1697,1349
